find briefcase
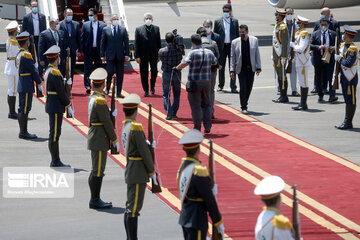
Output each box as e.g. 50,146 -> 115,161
322,47 -> 331,64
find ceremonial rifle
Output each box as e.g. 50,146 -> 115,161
148,103 -> 162,193
332,35 -> 340,90
209,139 -> 222,240
292,184 -> 301,240
110,75 -> 119,154
30,36 -> 43,98
286,19 -> 296,73
65,48 -> 72,118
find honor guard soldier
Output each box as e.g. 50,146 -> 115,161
15,31 -> 43,139
120,93 -> 158,240
290,16 -> 311,111
44,45 -> 74,167
5,21 -> 19,119
272,9 -> 290,103
177,129 -> 224,240
254,176 -> 294,240
87,67 -> 119,209
335,25 -> 358,130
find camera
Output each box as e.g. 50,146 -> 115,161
172,29 -> 185,55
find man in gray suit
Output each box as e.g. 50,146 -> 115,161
230,25 -> 261,114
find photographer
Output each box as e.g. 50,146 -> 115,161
158,32 -> 183,120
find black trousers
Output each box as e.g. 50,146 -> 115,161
314,62 -> 335,98
84,47 -> 102,88
139,58 -> 157,93
49,113 -> 63,143
59,0 -> 72,14
106,58 -> 124,95
67,51 -> 76,80
80,0 -> 97,20
219,43 -> 236,90
30,36 -> 43,80
182,227 -> 207,240
238,66 -> 255,110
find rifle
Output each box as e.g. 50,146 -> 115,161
30,36 -> 43,98
292,184 -> 301,240
65,48 -> 72,118
286,19 -> 296,73
148,103 -> 162,193
332,35 -> 340,90
209,139 -> 222,240
110,75 -> 119,155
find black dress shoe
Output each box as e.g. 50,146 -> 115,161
272,96 -> 289,103
86,89 -> 91,94
116,94 -> 125,98
204,129 -> 211,134
292,91 -> 300,96
318,96 -> 325,103
144,91 -> 149,97
231,89 -> 239,93
217,87 -> 223,92
50,159 -> 71,168
8,112 -> 18,119
329,96 -> 338,103
242,109 -> 249,114
165,116 -> 173,120
311,89 -> 318,94
151,89 -> 155,95
104,89 -> 109,95
19,132 -> 37,139
292,104 -> 308,111
89,198 -> 112,209
335,122 -> 353,130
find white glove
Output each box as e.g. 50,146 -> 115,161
35,62 -> 38,69
290,42 -> 296,48
212,184 -> 218,196
281,58 -> 287,66
111,108 -> 118,117
151,173 -> 158,185
335,54 -> 341,61
216,223 -> 225,239
152,140 -> 156,149
67,106 -> 75,119
66,78 -> 72,85
113,141 -> 120,152
39,85 -> 44,95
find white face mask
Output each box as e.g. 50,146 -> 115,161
55,24 -> 60,31
145,19 -> 152,26
286,14 -> 293,21
205,27 -> 212,34
112,20 -> 119,26
321,25 -> 328,33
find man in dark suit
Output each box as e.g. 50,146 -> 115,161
213,4 -> 239,93
59,0 -> 72,15
101,14 -> 130,98
60,8 -> 81,80
80,0 -> 98,21
80,8 -> 106,94
135,13 -> 161,97
38,18 -> 67,76
310,19 -> 337,103
21,0 -> 47,77
203,19 -> 223,66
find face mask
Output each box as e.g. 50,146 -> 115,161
55,24 -> 60,31
205,27 -> 212,34
321,25 -> 328,32
223,12 -> 230,18
32,7 -> 38,13
286,14 -> 293,21
240,33 -> 246,39
112,20 -> 119,26
320,14 -> 326,20
66,16 -> 73,22
145,19 -> 152,26
89,16 -> 94,22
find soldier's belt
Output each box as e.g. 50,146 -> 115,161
90,123 -> 104,126
20,73 -> 31,76
128,157 -> 143,160
7,57 -> 15,60
187,198 -> 204,202
47,91 -> 58,95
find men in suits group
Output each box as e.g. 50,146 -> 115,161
310,19 -> 337,103
135,13 -> 161,97
81,8 -> 106,94
230,24 -> 262,114
101,14 -> 130,98
213,4 -> 239,93
38,18 -> 66,76
60,8 -> 81,80
21,0 -> 47,78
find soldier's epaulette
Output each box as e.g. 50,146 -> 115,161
193,163 -> 209,177
299,31 -> 308,37
279,23 -> 287,31
130,122 -> 144,131
10,38 -> 18,46
95,96 -> 107,105
348,45 -> 358,53
22,51 -> 33,60
271,215 -> 292,230
50,68 -> 61,76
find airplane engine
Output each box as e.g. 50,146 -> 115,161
267,0 -> 360,9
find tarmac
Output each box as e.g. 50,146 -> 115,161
0,0 -> 360,239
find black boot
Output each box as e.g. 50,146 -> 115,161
127,215 -> 138,240
292,87 -> 308,110
18,113 -> 37,139
335,104 -> 355,130
8,96 -> 18,119
49,141 -> 71,167
89,175 -> 112,209
273,80 -> 288,103
124,213 -> 130,240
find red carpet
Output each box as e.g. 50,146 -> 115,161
36,69 -> 360,239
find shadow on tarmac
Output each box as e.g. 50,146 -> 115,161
248,111 -> 269,116
25,137 -> 49,142
92,207 -> 126,215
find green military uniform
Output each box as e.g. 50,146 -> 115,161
120,93 -> 155,240
272,9 -> 289,103
87,68 -> 118,209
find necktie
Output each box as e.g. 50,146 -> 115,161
54,31 -> 59,44
114,27 -> 117,36
322,32 -> 326,45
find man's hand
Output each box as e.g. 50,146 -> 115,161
111,108 -> 118,117
151,173 -> 158,185
125,56 -> 130,62
172,66 -> 179,72
216,223 -> 225,239
67,106 -> 75,119
136,58 -> 141,64
256,69 -> 261,76
38,85 -> 44,95
40,61 -> 45,67
334,54 -> 341,61
230,72 -> 235,80
319,45 -> 325,50
35,62 -> 38,68
212,184 -> 218,196
330,46 -> 335,53
101,57 -> 106,62
66,78 -> 72,85
113,141 -> 120,152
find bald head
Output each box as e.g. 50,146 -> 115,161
320,7 -> 330,18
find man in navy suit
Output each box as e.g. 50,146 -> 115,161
60,8 -> 81,80
310,19 -> 337,103
100,14 -> 130,98
213,4 -> 239,93
21,0 -> 47,77
81,8 -> 106,94
38,19 -> 66,76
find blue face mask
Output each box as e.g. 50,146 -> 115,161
320,14 -> 325,20
89,16 -> 94,22
32,7 -> 38,13
66,16 -> 73,22
223,12 -> 230,18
